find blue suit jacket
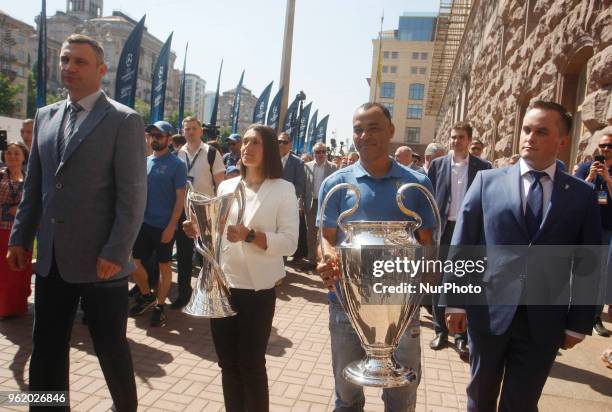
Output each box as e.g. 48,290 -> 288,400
9,93 -> 147,283
427,153 -> 492,233
282,153 -> 306,207
445,163 -> 602,342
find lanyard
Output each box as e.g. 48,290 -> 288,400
185,148 -> 202,173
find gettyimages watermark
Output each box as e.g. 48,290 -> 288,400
342,245 -> 610,306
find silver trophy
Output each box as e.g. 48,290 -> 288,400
319,182 -> 440,387
183,181 -> 246,318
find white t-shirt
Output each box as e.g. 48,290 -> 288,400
177,142 -> 225,197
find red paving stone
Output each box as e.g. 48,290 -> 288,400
1,265 -> 611,411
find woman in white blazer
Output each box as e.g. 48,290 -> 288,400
186,124 -> 299,412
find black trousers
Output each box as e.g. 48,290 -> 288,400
29,259 -> 137,412
210,288 -> 276,412
175,216 -> 194,300
432,221 -> 467,340
292,210 -> 308,260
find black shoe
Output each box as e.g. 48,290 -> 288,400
454,337 -> 469,358
430,333 -> 447,350
129,293 -> 157,316
151,305 -> 166,327
170,297 -> 189,310
594,320 -> 611,337
128,284 -> 140,297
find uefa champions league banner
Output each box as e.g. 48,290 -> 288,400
150,33 -> 173,122
266,87 -> 283,131
177,43 -> 188,129
297,102 -> 312,154
314,114 -> 329,144
114,15 -> 145,108
284,97 -> 299,151
253,81 -> 273,124
210,60 -> 223,128
306,109 -> 318,154
231,70 -> 245,134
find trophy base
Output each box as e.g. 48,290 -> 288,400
182,296 -> 237,318
343,356 -> 417,388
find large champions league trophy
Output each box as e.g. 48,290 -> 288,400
183,181 -> 246,318
319,183 -> 441,387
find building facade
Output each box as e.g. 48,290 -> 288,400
368,13 -> 438,155
217,86 -> 258,134
184,73 -> 206,122
0,10 -> 36,118
432,0 -> 611,167
203,91 -> 215,124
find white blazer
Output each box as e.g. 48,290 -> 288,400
218,176 -> 299,290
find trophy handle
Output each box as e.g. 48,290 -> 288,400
318,182 -> 361,261
234,180 -> 246,225
396,183 -> 442,246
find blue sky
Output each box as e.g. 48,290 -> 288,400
5,0 -> 439,146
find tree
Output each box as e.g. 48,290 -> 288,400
0,73 -> 21,116
135,98 -> 150,124
166,110 -> 194,131
26,70 -> 36,118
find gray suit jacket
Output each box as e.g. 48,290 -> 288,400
304,160 -> 337,210
282,153 -> 306,207
9,92 -> 147,283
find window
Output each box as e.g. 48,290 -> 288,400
411,67 -> 418,74
389,66 -> 397,74
407,104 -> 423,119
409,83 -> 425,100
412,52 -> 419,59
16,34 -> 25,45
382,65 -> 389,73
419,67 -> 427,75
383,51 -> 390,59
405,127 -> 420,143
391,51 -> 399,59
420,52 -> 428,60
380,82 -> 395,98
382,102 -> 394,118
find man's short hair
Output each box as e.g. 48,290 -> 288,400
425,142 -> 446,156
528,100 -> 573,136
22,118 -> 33,126
471,140 -> 484,147
313,142 -> 326,151
278,131 -> 292,142
451,121 -> 473,140
182,116 -> 201,126
62,34 -> 104,64
348,151 -> 359,158
357,102 -> 392,123
171,134 -> 186,145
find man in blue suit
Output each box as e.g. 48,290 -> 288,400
444,101 -> 601,411
427,122 -> 492,356
7,34 -> 146,411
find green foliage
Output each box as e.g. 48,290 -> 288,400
0,73 -> 21,116
135,98 -> 150,124
26,70 -> 36,118
166,110 -> 194,132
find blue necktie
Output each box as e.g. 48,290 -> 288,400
525,170 -> 548,239
58,102 -> 83,161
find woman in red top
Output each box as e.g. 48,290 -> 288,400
0,142 -> 31,318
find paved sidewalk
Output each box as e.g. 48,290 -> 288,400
0,266 -> 611,411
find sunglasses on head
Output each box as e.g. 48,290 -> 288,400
599,144 -> 612,149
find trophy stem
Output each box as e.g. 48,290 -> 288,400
343,349 -> 417,388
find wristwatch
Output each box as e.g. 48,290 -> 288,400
244,229 -> 256,243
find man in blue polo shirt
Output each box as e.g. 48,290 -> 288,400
130,121 -> 187,327
317,102 -> 436,411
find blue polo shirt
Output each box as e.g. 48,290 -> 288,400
576,161 -> 612,231
317,160 -> 437,302
144,151 -> 188,229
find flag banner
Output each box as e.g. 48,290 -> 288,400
284,97 -> 299,150
314,114 -> 329,144
150,33 -> 173,122
253,81 -> 273,124
306,109 -> 318,153
114,15 -> 145,108
266,86 -> 283,131
177,43 -> 188,129
296,102 -> 312,154
210,59 -> 223,128
231,70 -> 245,134
36,0 -> 47,108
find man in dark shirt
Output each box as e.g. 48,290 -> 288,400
223,133 -> 241,167
575,125 -> 612,336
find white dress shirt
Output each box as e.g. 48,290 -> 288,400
63,89 -> 102,135
313,162 -> 326,200
281,152 -> 290,168
448,151 -> 469,221
177,142 -> 225,197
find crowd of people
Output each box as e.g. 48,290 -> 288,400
1,32 -> 612,412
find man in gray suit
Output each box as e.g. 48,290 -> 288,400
279,132 -> 308,262
7,34 -> 146,411
304,142 -> 337,264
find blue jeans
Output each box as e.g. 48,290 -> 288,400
329,300 -> 421,412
